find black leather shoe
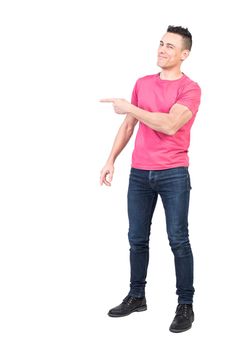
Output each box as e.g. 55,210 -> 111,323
169,304 -> 194,333
108,295 -> 147,317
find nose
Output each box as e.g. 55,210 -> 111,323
158,45 -> 165,55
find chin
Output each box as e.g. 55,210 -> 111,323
157,62 -> 164,68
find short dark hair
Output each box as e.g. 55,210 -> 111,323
167,25 -> 192,51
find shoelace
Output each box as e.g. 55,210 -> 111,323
176,304 -> 191,319
123,296 -> 136,306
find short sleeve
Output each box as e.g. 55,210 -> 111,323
131,80 -> 139,106
176,82 -> 201,115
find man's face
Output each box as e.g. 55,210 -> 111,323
157,32 -> 189,69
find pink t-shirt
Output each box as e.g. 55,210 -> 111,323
131,73 -> 201,170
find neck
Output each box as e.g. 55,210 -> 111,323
160,68 -> 183,80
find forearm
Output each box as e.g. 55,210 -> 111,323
106,119 -> 136,164
128,104 -> 173,135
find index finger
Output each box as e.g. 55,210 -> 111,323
99,98 -> 116,103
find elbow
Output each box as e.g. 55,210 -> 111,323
166,128 -> 176,136
153,119 -> 177,135
161,115 -> 178,135
126,124 -> 135,134
164,121 -> 178,135
125,125 -> 135,137
124,117 -> 137,135
160,125 -> 176,136
152,125 -> 175,135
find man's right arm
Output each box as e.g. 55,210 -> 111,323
100,114 -> 138,186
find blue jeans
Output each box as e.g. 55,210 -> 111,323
127,167 -> 194,304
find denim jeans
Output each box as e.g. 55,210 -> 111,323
127,167 -> 194,304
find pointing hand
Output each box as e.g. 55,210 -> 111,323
100,98 -> 131,115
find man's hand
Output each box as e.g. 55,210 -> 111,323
100,98 -> 131,115
100,163 -> 115,186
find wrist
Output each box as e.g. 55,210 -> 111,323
128,103 -> 136,114
107,157 -> 115,165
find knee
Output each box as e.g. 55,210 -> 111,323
128,231 -> 149,253
170,240 -> 192,258
129,242 -> 149,253
128,224 -> 150,242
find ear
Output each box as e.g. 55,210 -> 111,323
181,49 -> 190,61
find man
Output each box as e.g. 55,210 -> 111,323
100,25 -> 201,333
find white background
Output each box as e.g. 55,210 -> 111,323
0,0 -> 233,349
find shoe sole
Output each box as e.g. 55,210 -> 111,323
169,316 -> 194,333
169,325 -> 192,333
108,305 -> 147,317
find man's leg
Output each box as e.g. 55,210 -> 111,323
159,167 -> 194,332
108,168 -> 157,317
159,167 -> 194,303
127,168 -> 158,298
